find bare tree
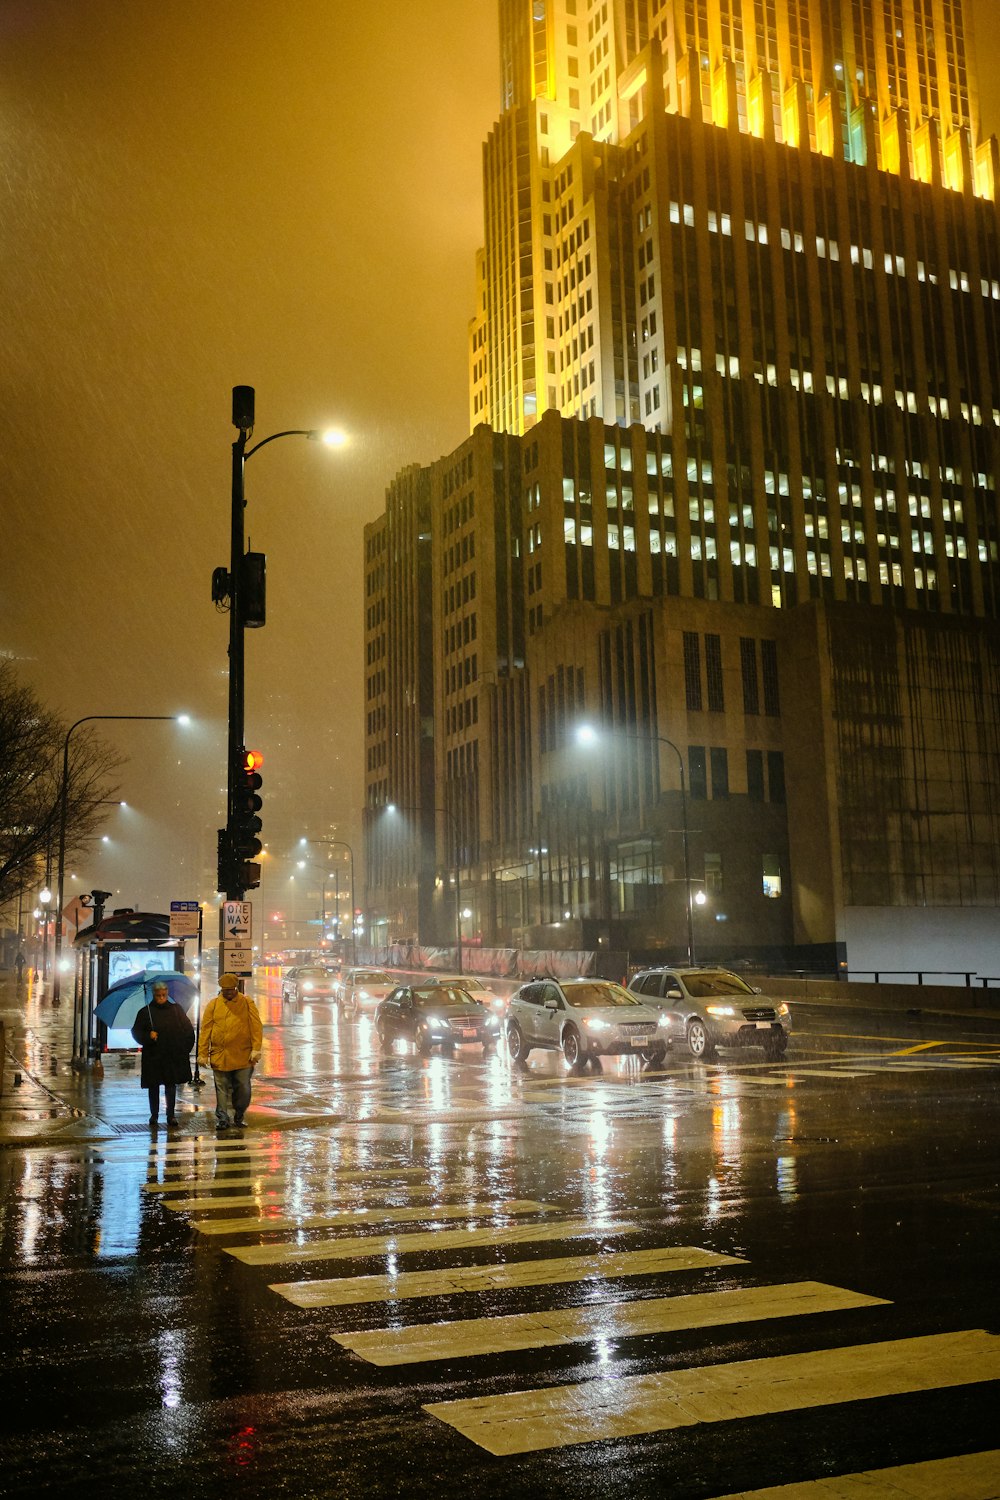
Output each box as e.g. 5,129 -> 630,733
0,663 -> 122,915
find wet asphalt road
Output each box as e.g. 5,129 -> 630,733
1,985 -> 999,1499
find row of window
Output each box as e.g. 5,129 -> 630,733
681,632 -> 780,717
687,746 -> 785,804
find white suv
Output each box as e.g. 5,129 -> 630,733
506,978 -> 668,1067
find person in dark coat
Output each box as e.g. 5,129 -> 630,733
131,980 -> 195,1128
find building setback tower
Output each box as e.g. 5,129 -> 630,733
365,0 -> 1000,978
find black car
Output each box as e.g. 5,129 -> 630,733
375,984 -> 503,1053
281,965 -> 340,1003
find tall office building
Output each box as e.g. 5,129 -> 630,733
365,0 -> 1000,976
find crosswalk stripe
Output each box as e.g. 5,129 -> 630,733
166,1186 -> 527,1217
424,1328 -> 1000,1456
226,1216 -> 638,1267
144,1165 -> 424,1194
192,1197 -> 554,1237
337,1280 -> 888,1366
368,1108 -> 530,1125
708,1448 -> 1000,1498
271,1245 -> 746,1309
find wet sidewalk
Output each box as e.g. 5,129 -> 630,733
0,973 -> 342,1149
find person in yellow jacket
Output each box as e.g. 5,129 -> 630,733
198,974 -> 263,1131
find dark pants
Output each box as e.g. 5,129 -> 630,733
147,1083 -> 177,1122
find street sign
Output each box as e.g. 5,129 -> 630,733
222,942 -> 253,975
169,900 -> 201,938
222,901 -> 252,941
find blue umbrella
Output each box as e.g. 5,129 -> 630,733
95,969 -> 198,1029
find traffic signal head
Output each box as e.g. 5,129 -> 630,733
229,748 -> 264,889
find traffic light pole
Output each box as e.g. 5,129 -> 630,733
225,386 -> 252,902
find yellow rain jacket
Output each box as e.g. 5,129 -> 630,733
198,990 -> 263,1071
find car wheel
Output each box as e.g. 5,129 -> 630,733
562,1027 -> 585,1067
687,1019 -> 716,1060
640,1043 -> 667,1065
415,1024 -> 432,1054
376,1025 -> 392,1052
506,1022 -> 530,1062
763,1034 -> 788,1060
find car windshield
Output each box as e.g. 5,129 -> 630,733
682,971 -> 755,998
355,971 -> 392,985
412,988 -> 478,1009
299,968 -> 333,979
563,982 -> 643,1008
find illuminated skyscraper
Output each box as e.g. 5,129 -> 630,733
366,0 -> 1000,976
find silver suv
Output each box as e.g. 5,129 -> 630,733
506,979 -> 669,1067
628,966 -> 791,1060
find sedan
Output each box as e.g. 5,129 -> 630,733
506,978 -> 669,1067
338,968 -> 396,1017
627,966 -> 791,1059
375,984 -> 503,1053
281,965 -> 340,1003
435,975 -> 509,1019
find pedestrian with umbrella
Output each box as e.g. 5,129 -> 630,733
129,977 -> 196,1129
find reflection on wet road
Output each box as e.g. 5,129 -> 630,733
1,987 -> 999,1498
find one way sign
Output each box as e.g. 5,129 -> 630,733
223,901 -> 252,941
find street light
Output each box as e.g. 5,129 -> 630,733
52,714 -> 189,1006
218,386 -> 346,906
386,803 -> 463,973
577,722 -> 696,966
300,837 -> 356,964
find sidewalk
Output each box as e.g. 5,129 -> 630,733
0,973 -> 342,1149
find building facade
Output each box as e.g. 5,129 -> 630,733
365,0 -> 1000,976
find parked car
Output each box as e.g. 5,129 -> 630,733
338,967 -> 396,1016
281,964 -> 340,1003
375,983 -> 503,1053
627,966 -> 791,1060
505,978 -> 669,1067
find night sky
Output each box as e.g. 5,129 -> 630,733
2,1 -> 998,930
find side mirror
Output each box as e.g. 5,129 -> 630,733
752,987 -> 762,995
544,997 -> 559,1010
666,987 -> 683,1000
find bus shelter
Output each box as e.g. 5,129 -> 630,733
71,909 -> 185,1067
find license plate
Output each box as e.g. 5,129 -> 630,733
461,1029 -> 477,1038
755,1021 -> 772,1029
630,1036 -> 650,1046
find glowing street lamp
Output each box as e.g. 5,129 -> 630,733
300,837 -> 356,964
218,386 -> 346,905
385,803 -> 463,973
577,721 -> 696,966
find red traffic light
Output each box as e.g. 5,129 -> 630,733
243,749 -> 264,772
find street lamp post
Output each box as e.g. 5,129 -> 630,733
577,723 -> 696,966
386,804 -> 463,973
220,386 -> 345,906
52,714 -> 186,1007
301,839 -> 356,965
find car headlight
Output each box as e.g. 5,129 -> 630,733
358,990 -> 369,1001
706,1004 -> 736,1017
657,1013 -> 672,1028
777,1002 -> 790,1018
303,982 -> 314,991
583,1017 -> 610,1031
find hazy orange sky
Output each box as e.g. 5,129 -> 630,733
2,1 -> 998,930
